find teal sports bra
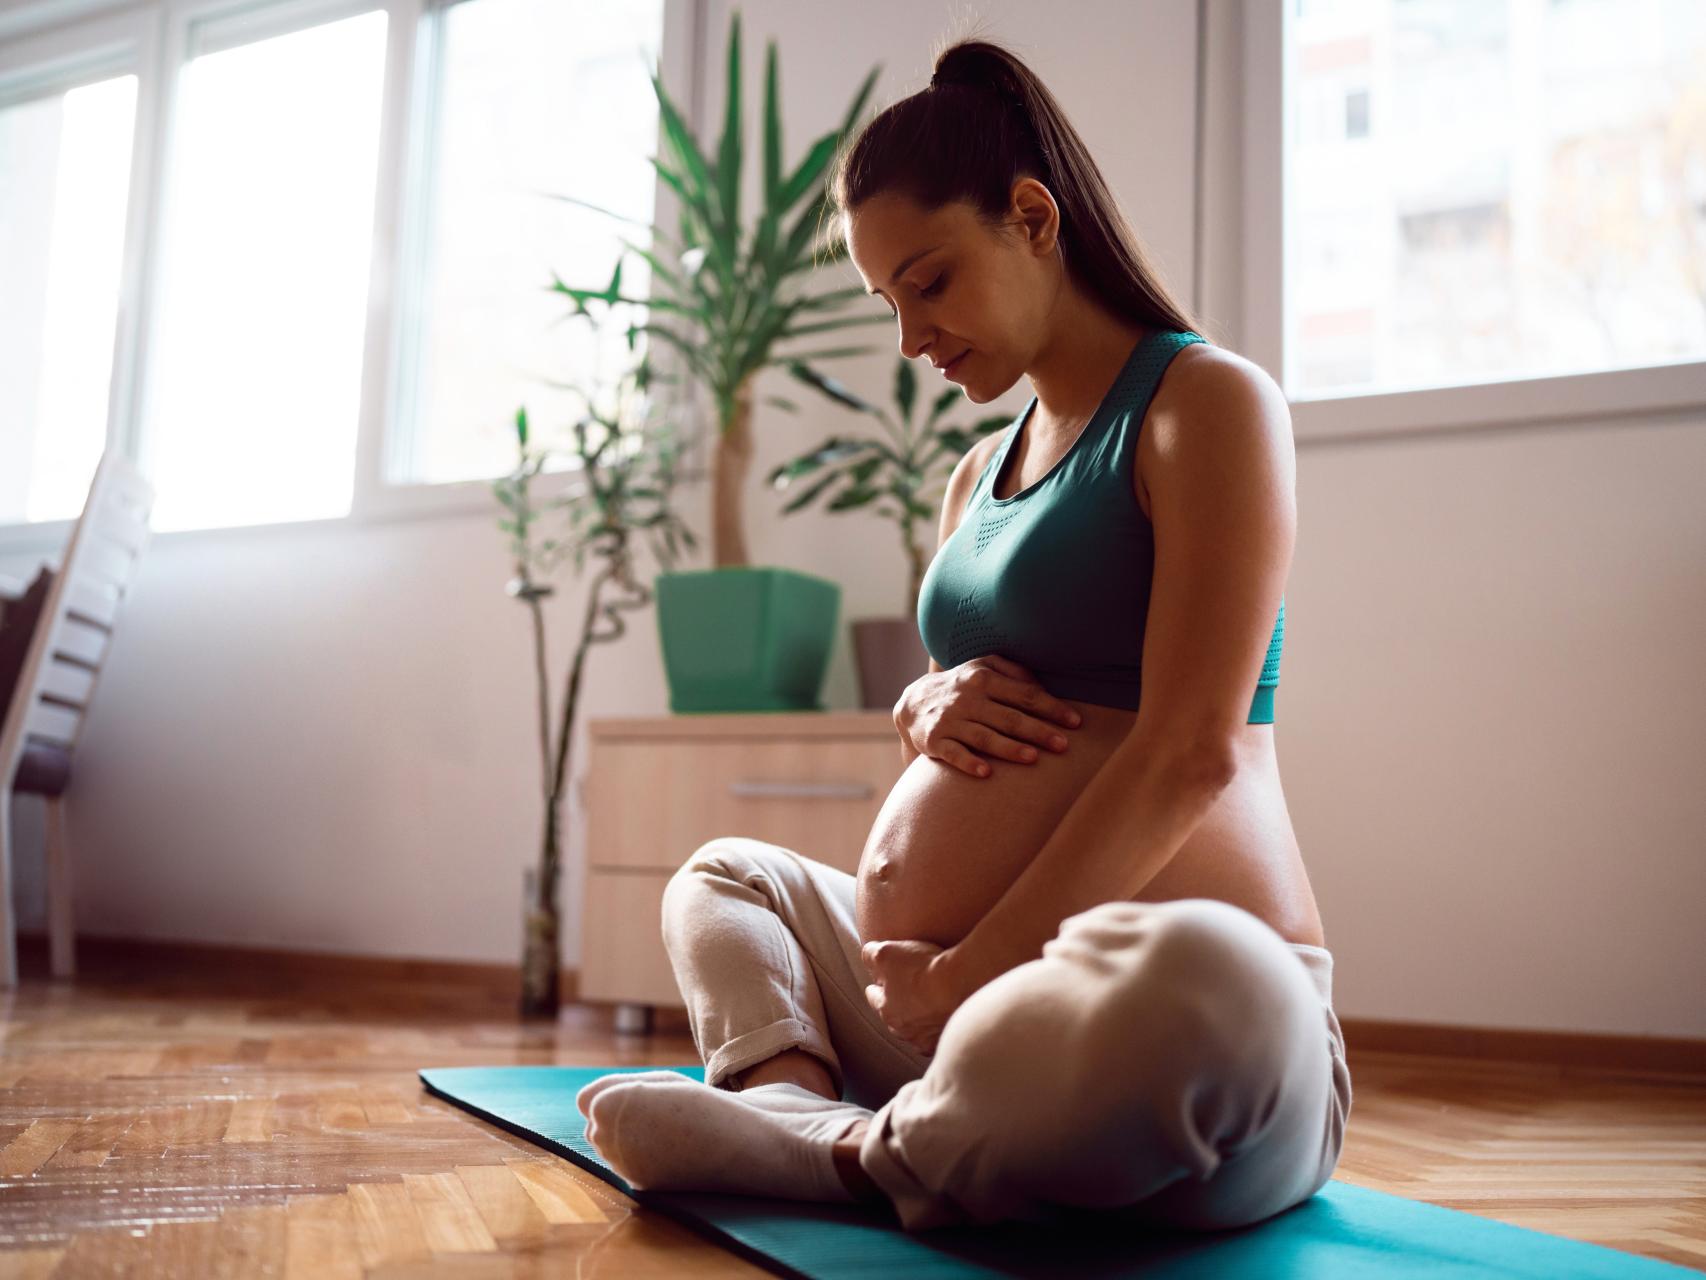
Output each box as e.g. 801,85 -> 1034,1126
916,328 -> 1285,723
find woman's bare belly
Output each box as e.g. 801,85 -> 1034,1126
854,696 -> 1325,951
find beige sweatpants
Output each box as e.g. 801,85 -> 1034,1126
660,836 -> 1352,1232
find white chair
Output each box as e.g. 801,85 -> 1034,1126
0,451 -> 154,986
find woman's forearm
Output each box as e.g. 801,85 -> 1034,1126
939,741 -> 1235,1002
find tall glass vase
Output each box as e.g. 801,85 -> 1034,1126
520,866 -> 560,1018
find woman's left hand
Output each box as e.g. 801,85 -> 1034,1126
861,938 -> 966,1057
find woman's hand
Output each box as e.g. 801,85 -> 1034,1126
894,655 -> 1082,779
861,938 -> 972,1057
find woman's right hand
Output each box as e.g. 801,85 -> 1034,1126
893,655 -> 1083,779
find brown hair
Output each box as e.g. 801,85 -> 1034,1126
827,34 -> 1203,339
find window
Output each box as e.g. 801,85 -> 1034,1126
0,73 -> 137,525
1286,0 -> 1706,400
0,0 -> 683,544
146,9 -> 388,533
394,0 -> 664,488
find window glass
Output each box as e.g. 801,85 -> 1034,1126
1290,0 -> 1706,396
396,0 -> 664,486
147,10 -> 388,531
0,74 -> 137,524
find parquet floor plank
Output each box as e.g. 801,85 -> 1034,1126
2,943 -> 1700,1276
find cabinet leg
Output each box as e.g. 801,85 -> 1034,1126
613,1003 -> 654,1036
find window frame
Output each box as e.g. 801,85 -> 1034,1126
0,0 -> 701,553
1242,1 -> 1706,445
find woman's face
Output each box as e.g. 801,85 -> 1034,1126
843,182 -> 1060,403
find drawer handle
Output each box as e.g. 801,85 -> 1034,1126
728,779 -> 874,800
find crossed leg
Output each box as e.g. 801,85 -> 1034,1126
584,837 -> 1347,1230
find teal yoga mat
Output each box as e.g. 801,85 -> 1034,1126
419,1064 -> 1688,1279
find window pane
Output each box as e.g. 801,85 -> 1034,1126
147,10 -> 387,532
0,75 -> 137,524
398,0 -> 664,486
1289,0 -> 1706,396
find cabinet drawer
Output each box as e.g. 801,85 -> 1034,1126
580,871 -> 685,1008
586,736 -> 902,876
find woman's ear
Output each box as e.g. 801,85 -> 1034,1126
1009,176 -> 1060,256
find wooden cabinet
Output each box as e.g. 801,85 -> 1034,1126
579,711 -> 905,1021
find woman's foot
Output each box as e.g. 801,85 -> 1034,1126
576,1070 -> 874,1202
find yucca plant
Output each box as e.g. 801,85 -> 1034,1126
548,9 -> 888,568
769,357 -> 1012,620
493,353 -> 698,1017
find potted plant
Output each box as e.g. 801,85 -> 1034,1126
768,357 -> 1012,710
493,355 -> 699,1018
549,10 -> 887,713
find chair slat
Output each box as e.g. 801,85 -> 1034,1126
64,580 -> 121,631
39,660 -> 96,709
77,536 -> 135,594
91,493 -> 149,555
52,618 -> 109,670
25,701 -> 80,748
109,468 -> 154,515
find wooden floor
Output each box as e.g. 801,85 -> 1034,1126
2,942 -> 1703,1277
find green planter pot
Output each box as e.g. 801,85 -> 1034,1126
655,567 -> 840,713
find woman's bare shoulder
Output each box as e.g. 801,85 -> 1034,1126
1157,343 -> 1288,426
1133,343 -> 1291,515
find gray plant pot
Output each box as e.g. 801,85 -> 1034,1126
851,617 -> 930,712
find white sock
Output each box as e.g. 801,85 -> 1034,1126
576,1070 -> 870,1201
739,1080 -> 863,1115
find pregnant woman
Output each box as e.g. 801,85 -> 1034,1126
577,37 -> 1351,1231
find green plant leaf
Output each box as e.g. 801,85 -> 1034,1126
550,264 -> 699,319
776,128 -> 840,213
769,344 -> 879,364
924,386 -> 960,428
625,322 -> 716,384
778,185 -> 836,273
649,66 -> 724,241
777,468 -> 844,514
935,428 -> 977,454
613,236 -> 682,292
765,436 -> 870,484
783,360 -> 882,412
791,285 -> 870,312
760,39 -> 781,250
539,190 -> 683,255
894,358 -> 916,426
716,11 -> 743,244
779,313 -> 892,339
826,485 -> 880,511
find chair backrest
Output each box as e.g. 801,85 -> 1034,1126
0,451 -> 155,786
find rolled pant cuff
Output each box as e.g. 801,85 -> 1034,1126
857,1099 -> 971,1231
702,1018 -> 842,1095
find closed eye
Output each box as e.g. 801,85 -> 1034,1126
882,275 -> 948,317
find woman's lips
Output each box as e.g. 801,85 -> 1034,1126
942,351 -> 968,379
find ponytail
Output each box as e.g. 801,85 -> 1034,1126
828,36 -> 1201,339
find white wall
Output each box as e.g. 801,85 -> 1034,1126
6,0 -> 1703,1038
1286,412 -> 1706,1037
